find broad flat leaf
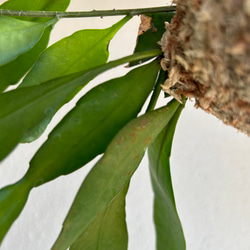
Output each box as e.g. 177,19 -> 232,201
148,102 -> 186,250
52,100 -> 181,250
0,0 -> 70,91
0,16 -> 56,66
0,0 -> 71,22
0,50 -> 161,162
70,184 -> 129,250
130,12 -> 175,66
20,16 -> 131,88
0,59 -> 160,243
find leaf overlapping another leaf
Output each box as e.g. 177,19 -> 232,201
148,101 -> 186,250
70,184 -> 129,250
0,17 -> 138,162
0,0 -> 70,91
0,59 -> 161,244
19,15 -> 131,88
52,99 -> 181,250
24,60 -> 161,183
18,16 -> 131,142
0,26 -> 51,92
0,16 -> 56,66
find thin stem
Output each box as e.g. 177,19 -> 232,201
0,6 -> 176,18
87,49 -> 163,78
146,69 -> 167,112
57,49 -> 163,86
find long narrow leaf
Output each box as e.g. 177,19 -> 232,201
70,184 -> 129,250
52,100 -> 181,250
0,50 -> 161,162
20,16 -> 131,88
0,16 -> 56,66
148,101 -> 186,250
24,60 -> 160,183
0,59 -> 160,244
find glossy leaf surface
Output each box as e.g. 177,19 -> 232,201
24,60 -> 160,184
0,50 -> 161,162
0,73 -> 82,162
52,100 -> 181,250
19,17 -> 129,142
0,59 -> 160,243
0,16 -> 56,66
130,12 -> 175,66
148,102 -> 186,250
0,0 -> 70,91
0,26 -> 51,92
70,184 -> 129,250
20,16 -> 131,88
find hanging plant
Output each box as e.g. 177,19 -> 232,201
0,0 -> 249,249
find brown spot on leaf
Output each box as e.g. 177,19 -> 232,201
129,132 -> 138,142
134,119 -> 148,130
133,154 -> 140,161
116,136 -> 124,146
144,136 -> 153,145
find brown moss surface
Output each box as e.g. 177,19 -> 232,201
161,0 -> 250,135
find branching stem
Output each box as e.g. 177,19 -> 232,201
0,6 -> 176,18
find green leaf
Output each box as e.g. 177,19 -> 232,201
0,73 -> 81,162
130,12 -> 175,66
0,50 -> 161,162
148,101 -> 186,250
0,0 -> 71,22
0,26 -> 51,92
0,0 -> 70,91
52,100 -> 181,250
19,16 -> 131,88
70,184 -> 129,250
0,181 -> 30,244
0,16 -> 56,66
18,16 -> 130,142
22,60 -> 160,184
0,58 -> 160,243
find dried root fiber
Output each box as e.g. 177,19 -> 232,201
161,0 -> 250,135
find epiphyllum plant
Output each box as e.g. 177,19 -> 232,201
0,0 -> 249,249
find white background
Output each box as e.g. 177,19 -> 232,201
1,0 -> 250,249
